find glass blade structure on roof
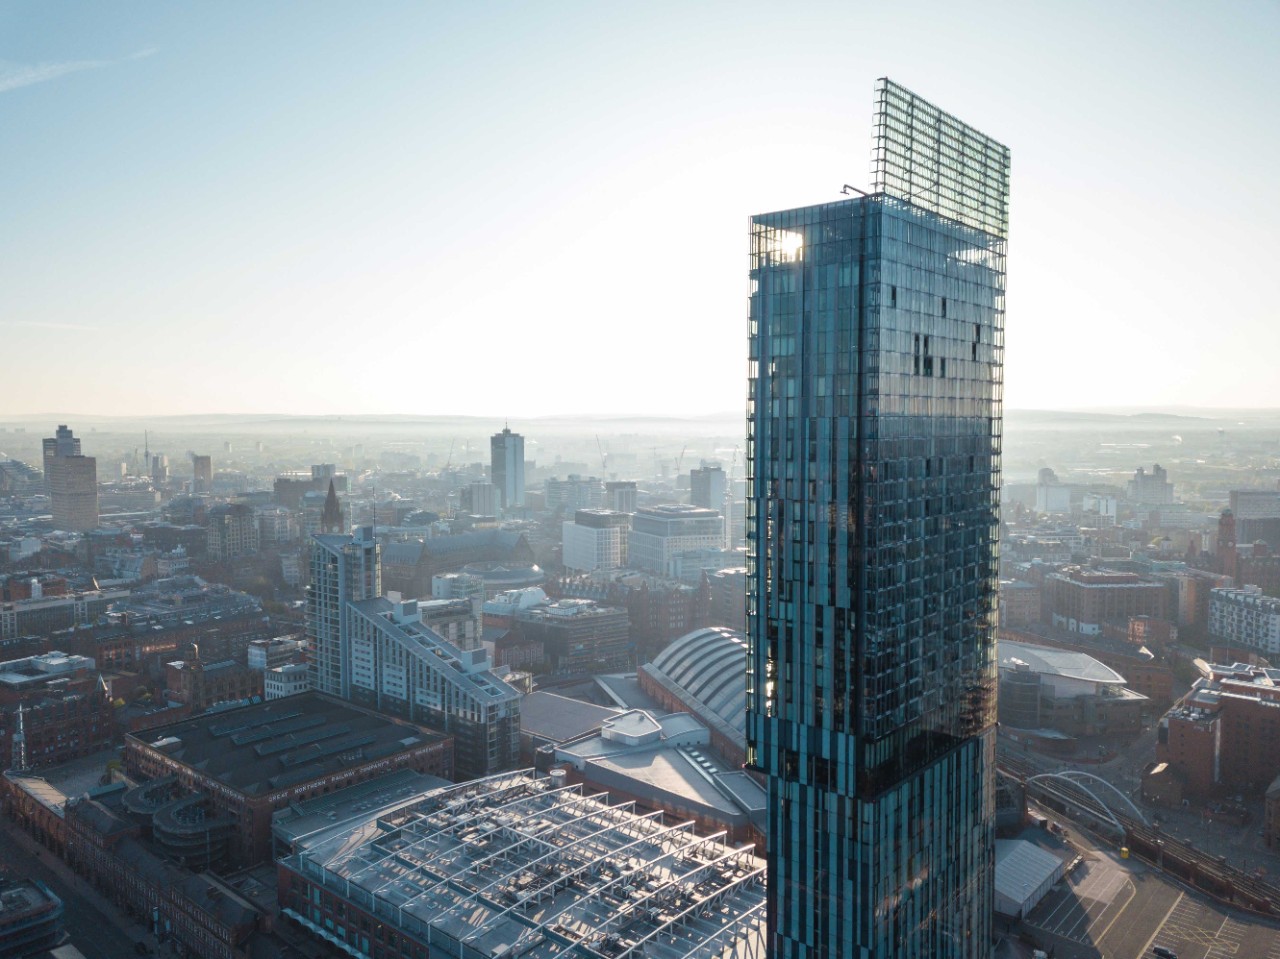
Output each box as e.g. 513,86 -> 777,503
746,78 -> 1010,958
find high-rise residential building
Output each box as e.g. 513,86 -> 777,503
42,425 -> 98,532
1127,464 -> 1174,505
308,527 -> 381,698
206,503 -> 260,562
746,79 -> 1009,957
490,425 -> 525,510
307,528 -> 522,778
347,596 -> 521,778
1209,585 -> 1280,655
690,463 -> 728,511
191,454 -> 212,493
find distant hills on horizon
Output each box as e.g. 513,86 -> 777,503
1,407 -> 1277,434
2,406 -> 1278,421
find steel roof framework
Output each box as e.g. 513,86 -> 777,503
286,770 -> 766,959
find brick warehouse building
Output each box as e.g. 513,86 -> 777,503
0,652 -> 113,771
1158,663 -> 1280,796
123,692 -> 452,866
1043,567 -> 1169,635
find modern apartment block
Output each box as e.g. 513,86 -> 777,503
544,474 -> 605,511
346,597 -> 521,779
307,528 -> 522,778
308,528 -> 381,698
1209,585 -> 1280,655
747,79 -> 1008,957
490,425 -> 525,510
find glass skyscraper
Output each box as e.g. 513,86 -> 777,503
746,79 -> 1010,958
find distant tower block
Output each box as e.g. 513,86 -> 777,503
43,423 -> 98,531
490,425 -> 526,511
191,454 -> 213,493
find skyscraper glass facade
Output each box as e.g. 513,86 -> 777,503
746,80 -> 1009,958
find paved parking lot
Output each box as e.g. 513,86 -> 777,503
1023,851 -> 1280,959
1027,855 -> 1136,951
1134,891 -> 1280,959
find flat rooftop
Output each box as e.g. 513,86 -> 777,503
284,770 -> 765,959
126,692 -> 448,796
520,691 -> 622,744
0,878 -> 62,920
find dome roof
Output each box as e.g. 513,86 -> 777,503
647,627 -> 747,737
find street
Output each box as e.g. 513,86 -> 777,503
0,819 -> 154,959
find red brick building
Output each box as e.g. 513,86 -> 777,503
999,579 -> 1042,627
64,795 -> 263,959
164,652 -> 263,712
0,651 -> 112,771
1043,567 -> 1168,635
123,692 -> 453,867
1158,663 -> 1280,797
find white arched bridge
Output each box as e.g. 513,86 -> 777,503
1026,770 -> 1148,834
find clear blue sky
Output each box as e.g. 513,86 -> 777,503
2,1 -> 1276,417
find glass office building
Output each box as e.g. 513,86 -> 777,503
746,79 -> 1009,958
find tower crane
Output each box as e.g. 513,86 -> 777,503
595,434 -> 609,475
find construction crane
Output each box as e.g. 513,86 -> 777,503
443,439 -> 456,472
675,445 -> 688,478
595,434 -> 608,476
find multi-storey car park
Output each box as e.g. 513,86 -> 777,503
278,769 -> 767,959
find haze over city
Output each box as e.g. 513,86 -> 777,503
4,5 -> 1280,959
3,0 -> 1278,417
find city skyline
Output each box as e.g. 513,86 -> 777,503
3,1 -> 1278,418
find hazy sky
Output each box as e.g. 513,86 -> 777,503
2,1 -> 1276,418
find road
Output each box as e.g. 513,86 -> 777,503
0,819 -> 154,959
1021,817 -> 1280,959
